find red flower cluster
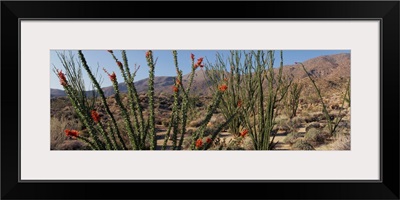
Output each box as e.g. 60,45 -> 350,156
219,84 -> 228,92
107,50 -> 113,53
57,70 -> 68,86
190,53 -> 195,61
116,61 -> 123,69
194,57 -> 204,69
146,51 -> 151,58
91,110 -> 100,123
103,68 -> 117,82
240,129 -> 248,137
109,72 -> 117,82
172,86 -> 179,93
65,129 -> 79,137
196,138 -> 203,148
176,79 -> 181,85
206,138 -> 212,144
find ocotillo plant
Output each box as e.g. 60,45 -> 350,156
285,81 -> 303,119
344,78 -> 351,106
204,51 -> 243,137
54,50 -> 154,150
240,50 -> 292,150
55,50 -> 236,150
54,68 -> 112,150
53,51 -> 99,115
205,50 -> 291,150
297,62 -> 350,136
161,51 -> 238,150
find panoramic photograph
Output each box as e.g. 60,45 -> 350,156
50,50 -> 351,150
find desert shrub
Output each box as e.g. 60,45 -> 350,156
213,137 -> 246,150
226,142 -> 245,150
286,117 -> 304,132
51,117 -> 69,150
51,117 -> 85,150
331,134 -> 351,150
275,117 -> 290,132
283,132 -> 301,145
292,140 -> 315,150
292,116 -> 305,125
304,128 -> 325,146
305,122 -> 321,132
243,137 -> 255,150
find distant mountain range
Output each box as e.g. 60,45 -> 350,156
51,53 -> 350,98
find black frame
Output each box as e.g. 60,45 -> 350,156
2,1 -> 399,199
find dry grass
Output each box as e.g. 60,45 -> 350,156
304,128 -> 325,146
50,116 -> 87,150
283,132 -> 301,145
331,134 -> 351,150
292,140 -> 315,150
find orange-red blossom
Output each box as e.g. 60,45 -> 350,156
65,129 -> 79,137
57,70 -> 68,86
172,86 -> 179,93
109,72 -> 117,82
219,84 -> 228,92
196,138 -> 203,148
91,110 -> 100,123
103,68 -> 117,82
194,57 -> 204,69
240,129 -> 248,137
116,61 -> 123,69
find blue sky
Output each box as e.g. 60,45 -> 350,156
50,50 -> 350,90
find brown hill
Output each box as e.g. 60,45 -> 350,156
282,53 -> 350,79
